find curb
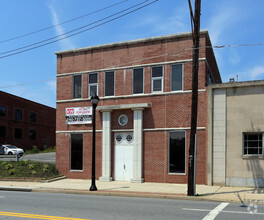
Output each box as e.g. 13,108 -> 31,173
0,186 -> 32,192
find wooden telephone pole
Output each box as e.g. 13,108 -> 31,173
187,0 -> 201,196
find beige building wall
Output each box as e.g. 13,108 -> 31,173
209,81 -> 264,187
226,85 -> 264,187
212,89 -> 226,185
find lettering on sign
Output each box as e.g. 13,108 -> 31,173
65,107 -> 92,124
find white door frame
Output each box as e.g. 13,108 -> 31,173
114,132 -> 134,181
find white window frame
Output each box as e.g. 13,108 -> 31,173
151,66 -> 163,93
171,63 -> 183,91
243,132 -> 264,156
132,68 -> 144,94
104,71 -> 115,97
88,73 -> 98,97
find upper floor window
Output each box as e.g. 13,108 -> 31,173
89,73 -> 98,97
133,68 -> 144,94
15,108 -> 23,121
0,126 -> 6,138
151,66 -> 163,92
29,130 -> 37,140
105,71 -> 115,96
30,112 -> 37,123
14,128 -> 22,139
0,105 -> 6,117
171,64 -> 183,91
73,75 -> 82,99
243,133 -> 263,156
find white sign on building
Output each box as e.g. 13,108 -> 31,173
65,107 -> 92,124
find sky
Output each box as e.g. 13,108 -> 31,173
0,0 -> 263,108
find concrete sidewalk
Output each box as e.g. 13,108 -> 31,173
0,179 -> 264,204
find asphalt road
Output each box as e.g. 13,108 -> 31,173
21,152 -> 56,164
0,191 -> 264,220
0,152 -> 56,164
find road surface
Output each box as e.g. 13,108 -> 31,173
0,191 -> 264,219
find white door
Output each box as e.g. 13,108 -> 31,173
114,133 -> 133,181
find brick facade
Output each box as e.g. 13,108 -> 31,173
56,31 -> 221,184
0,91 -> 55,150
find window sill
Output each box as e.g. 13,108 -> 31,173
242,155 -> 264,160
168,172 -> 186,176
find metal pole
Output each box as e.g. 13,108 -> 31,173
90,103 -> 97,191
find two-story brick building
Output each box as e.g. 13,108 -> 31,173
0,91 -> 55,150
55,30 -> 221,184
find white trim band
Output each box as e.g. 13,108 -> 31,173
56,58 -> 207,77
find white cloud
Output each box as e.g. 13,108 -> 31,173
132,4 -> 189,35
48,5 -> 76,50
46,80 -> 56,94
248,66 -> 264,79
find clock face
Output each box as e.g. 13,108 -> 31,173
118,114 -> 128,126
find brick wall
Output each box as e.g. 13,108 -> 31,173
56,31 -> 220,184
0,91 -> 55,150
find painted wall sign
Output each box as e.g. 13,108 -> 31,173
65,107 -> 92,124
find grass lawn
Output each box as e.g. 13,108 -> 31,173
0,160 -> 61,180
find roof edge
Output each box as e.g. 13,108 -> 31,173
209,80 -> 264,89
55,30 -> 209,55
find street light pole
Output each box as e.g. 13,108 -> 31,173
90,95 -> 99,191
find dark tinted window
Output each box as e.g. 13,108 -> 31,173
171,64 -> 183,91
89,73 -> 98,84
15,128 -> 22,139
133,68 -> 144,94
73,75 -> 82,99
0,105 -> 6,117
0,126 -> 6,138
244,133 -> 262,155
30,112 -> 37,123
105,71 -> 115,96
169,131 -> 185,173
71,134 -> 83,170
15,109 -> 23,121
88,73 -> 98,97
152,66 -> 163,77
29,130 -> 36,140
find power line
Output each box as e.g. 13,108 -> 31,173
0,0 -> 159,59
0,0 -> 129,44
1,41 -> 263,89
0,0 -> 151,56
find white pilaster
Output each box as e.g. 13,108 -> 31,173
99,111 -> 112,182
131,108 -> 144,183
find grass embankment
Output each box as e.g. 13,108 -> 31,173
0,160 -> 60,180
25,146 -> 56,155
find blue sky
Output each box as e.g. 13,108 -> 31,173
0,0 -> 263,108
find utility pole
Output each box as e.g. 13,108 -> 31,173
187,0 -> 201,196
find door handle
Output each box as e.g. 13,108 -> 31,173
124,164 -> 126,170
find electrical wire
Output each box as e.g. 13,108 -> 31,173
0,0 -> 129,44
0,0 -> 158,59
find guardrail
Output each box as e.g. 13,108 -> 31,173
0,154 -> 20,162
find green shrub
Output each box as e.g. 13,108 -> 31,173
8,169 -> 15,175
5,163 -> 13,170
31,146 -> 39,154
31,170 -> 37,175
19,161 -> 27,166
42,164 -> 50,172
28,164 -> 35,170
